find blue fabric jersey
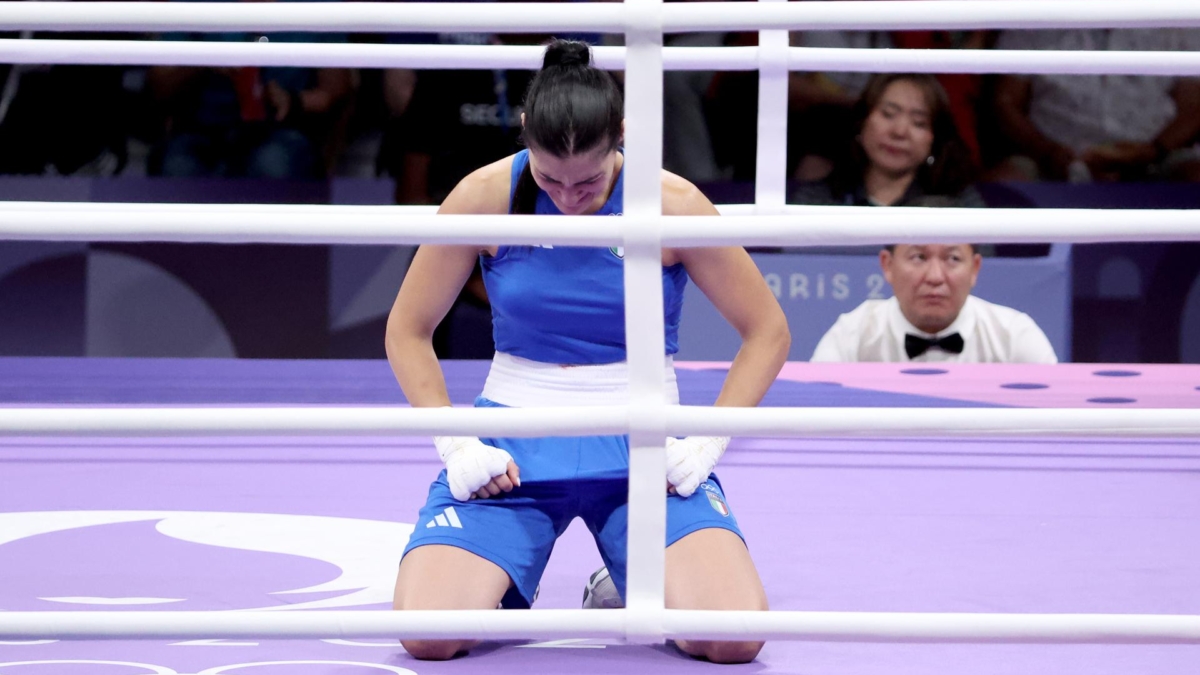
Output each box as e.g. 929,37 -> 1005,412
480,149 -> 689,365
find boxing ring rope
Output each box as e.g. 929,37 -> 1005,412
4,40 -> 1200,76
1,205 -> 1200,245
3,0 -> 1200,33
3,407 -> 1200,439
3,610 -> 1200,644
2,0 -> 1200,646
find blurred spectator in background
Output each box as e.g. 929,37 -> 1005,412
663,29 -> 726,184
811,243 -> 1057,363
0,24 -> 132,176
791,73 -> 982,207
661,0 -> 725,184
990,29 -> 1200,183
147,0 -> 354,179
378,32 -> 533,204
704,29 -> 759,182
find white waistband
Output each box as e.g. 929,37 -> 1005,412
480,352 -> 680,407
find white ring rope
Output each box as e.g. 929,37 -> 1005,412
2,406 -> 1200,438
663,610 -> 1200,644
2,1 -> 1200,34
789,47 -> 1200,76
668,0 -> 1200,32
3,41 -> 1200,77
668,209 -> 1200,247
0,2 -> 629,35
0,204 -> 1198,246
0,41 -> 763,71
1,609 -> 1198,643
4,0 -> 1200,649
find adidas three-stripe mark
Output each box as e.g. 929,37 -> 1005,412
425,506 -> 463,529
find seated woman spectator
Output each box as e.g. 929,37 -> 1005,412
791,73 -> 984,208
789,26 -> 994,182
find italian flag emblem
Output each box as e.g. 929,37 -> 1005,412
707,491 -> 730,517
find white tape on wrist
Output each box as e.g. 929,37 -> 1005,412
665,436 -> 730,498
433,435 -> 514,502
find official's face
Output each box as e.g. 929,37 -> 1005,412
881,244 -> 981,334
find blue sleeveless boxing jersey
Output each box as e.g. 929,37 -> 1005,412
479,149 -> 688,365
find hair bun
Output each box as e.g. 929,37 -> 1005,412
542,39 -> 591,69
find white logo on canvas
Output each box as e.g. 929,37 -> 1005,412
0,511 -> 413,612
425,507 -> 463,529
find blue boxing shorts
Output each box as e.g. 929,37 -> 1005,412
401,397 -> 745,609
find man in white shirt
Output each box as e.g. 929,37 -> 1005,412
811,244 -> 1058,363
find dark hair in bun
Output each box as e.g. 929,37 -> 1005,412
511,39 -> 624,213
541,39 -> 591,69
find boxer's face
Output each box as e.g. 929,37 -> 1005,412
526,144 -> 622,216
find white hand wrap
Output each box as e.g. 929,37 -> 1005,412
434,435 -> 515,502
665,436 -> 730,498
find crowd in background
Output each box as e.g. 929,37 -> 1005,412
1,0 -> 1199,207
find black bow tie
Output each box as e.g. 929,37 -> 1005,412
905,332 -> 964,359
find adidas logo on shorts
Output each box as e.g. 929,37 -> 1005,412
424,506 -> 463,529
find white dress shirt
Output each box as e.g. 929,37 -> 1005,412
995,29 -> 1200,151
810,296 -> 1058,364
